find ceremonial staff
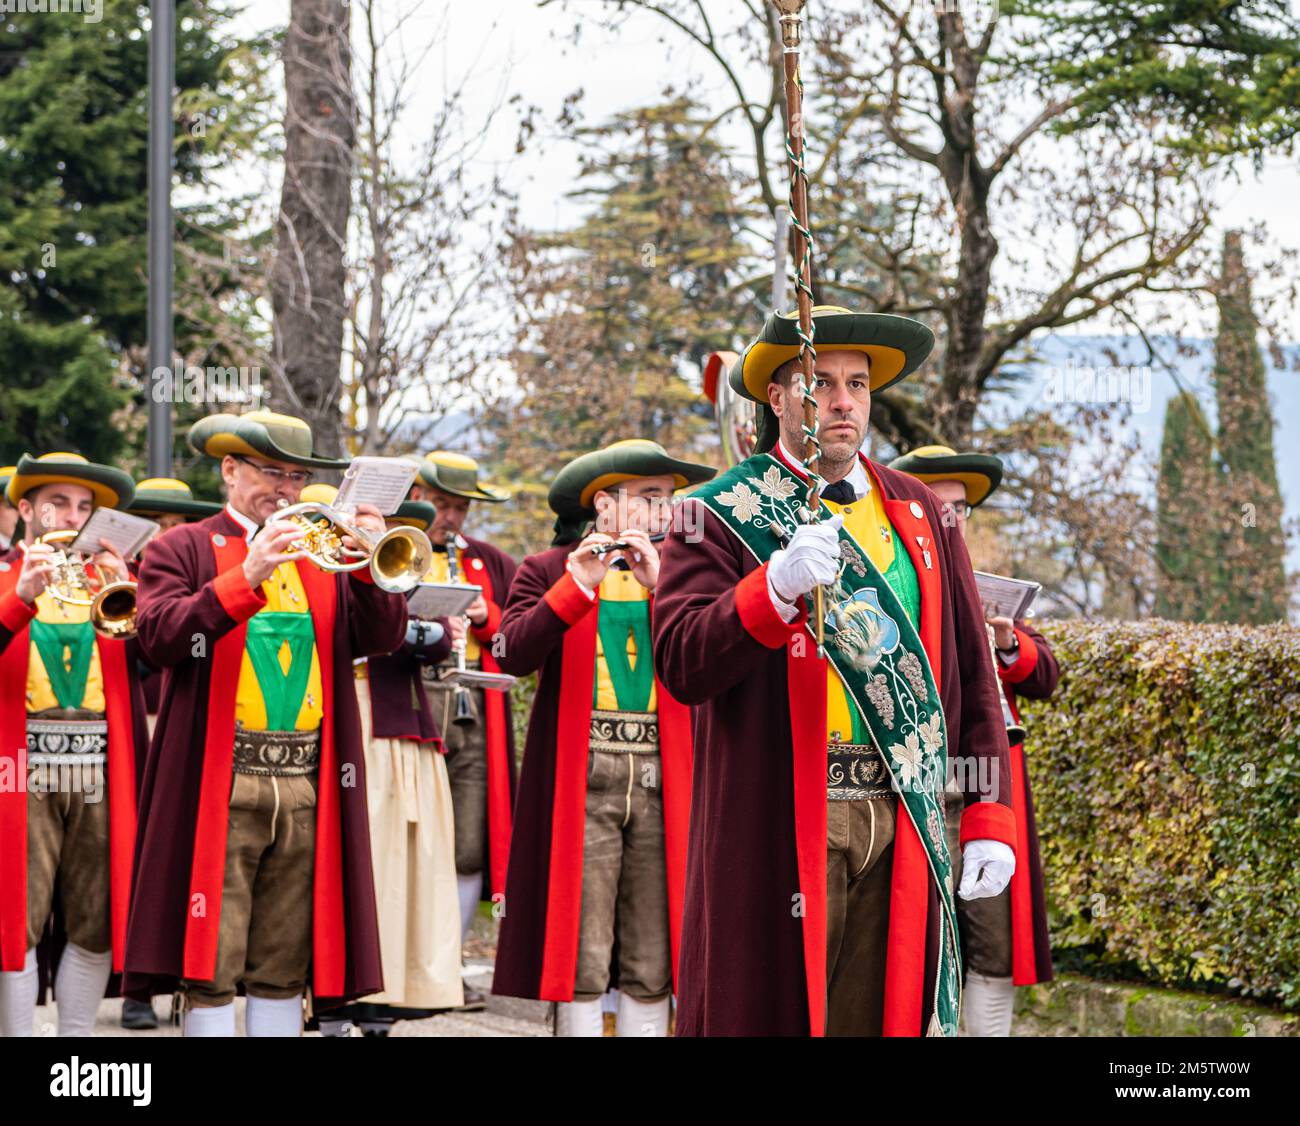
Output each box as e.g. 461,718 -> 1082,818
774,0 -> 826,655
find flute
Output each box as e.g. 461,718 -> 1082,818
587,532 -> 667,557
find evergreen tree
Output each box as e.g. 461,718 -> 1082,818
487,98 -> 761,556
0,2 -> 271,472
1154,391 -> 1218,620
1211,231 -> 1290,622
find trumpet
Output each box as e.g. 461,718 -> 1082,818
19,529 -> 138,639
271,501 -> 433,594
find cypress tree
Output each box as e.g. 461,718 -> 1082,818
1211,231 -> 1290,622
1154,391 -> 1217,620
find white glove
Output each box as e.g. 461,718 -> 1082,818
958,838 -> 1015,900
767,515 -> 844,603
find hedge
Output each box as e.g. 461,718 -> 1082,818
1025,620 -> 1300,1009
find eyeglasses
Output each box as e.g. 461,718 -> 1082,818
233,455 -> 313,486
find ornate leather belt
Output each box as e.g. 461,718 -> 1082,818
588,709 -> 659,754
232,727 -> 321,776
26,717 -> 108,766
827,743 -> 893,801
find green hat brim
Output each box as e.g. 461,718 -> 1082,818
389,500 -> 437,531
887,450 -> 1004,507
416,462 -> 508,503
730,307 -> 936,404
188,414 -> 347,469
127,492 -> 223,518
7,455 -> 136,510
548,441 -> 716,522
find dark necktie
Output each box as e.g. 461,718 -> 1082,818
822,480 -> 857,505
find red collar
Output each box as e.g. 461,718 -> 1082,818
770,444 -> 891,501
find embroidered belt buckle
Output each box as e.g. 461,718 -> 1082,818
588,709 -> 659,754
26,716 -> 108,766
827,743 -> 893,801
233,726 -> 321,776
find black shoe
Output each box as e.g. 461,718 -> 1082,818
120,999 -> 159,1031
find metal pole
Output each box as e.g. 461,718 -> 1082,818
772,204 -> 790,312
147,0 -> 175,478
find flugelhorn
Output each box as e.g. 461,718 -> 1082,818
18,528 -> 138,639
270,501 -> 433,594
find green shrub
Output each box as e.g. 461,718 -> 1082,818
1027,620 -> 1300,1009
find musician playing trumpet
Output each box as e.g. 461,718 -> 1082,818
123,411 -> 405,1037
408,451 -> 517,1006
890,445 -> 1060,1036
0,452 -> 148,1037
491,439 -> 713,1037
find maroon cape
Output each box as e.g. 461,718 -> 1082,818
490,546 -> 694,1002
122,509 -> 406,1006
366,613 -> 453,744
652,454 -> 1016,1036
999,621 -> 1059,986
0,550 -> 149,974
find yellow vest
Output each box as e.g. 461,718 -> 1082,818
594,567 -> 656,713
424,547 -> 481,660
822,485 -> 895,744
234,561 -> 324,731
26,590 -> 105,714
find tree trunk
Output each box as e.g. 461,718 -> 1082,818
270,0 -> 354,457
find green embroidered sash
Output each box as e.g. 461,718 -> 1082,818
694,453 -> 960,1036
245,612 -> 317,730
594,598 -> 654,712
30,619 -> 95,711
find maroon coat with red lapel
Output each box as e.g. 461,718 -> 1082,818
999,620 -> 1059,985
0,549 -> 149,975
652,453 -> 1015,1036
121,508 -> 406,1006
490,544 -> 694,1002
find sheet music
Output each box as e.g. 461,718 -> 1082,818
407,582 -> 482,620
333,456 -> 421,516
68,508 -> 160,559
973,570 -> 1041,620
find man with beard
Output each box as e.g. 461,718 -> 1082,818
653,307 -> 1016,1036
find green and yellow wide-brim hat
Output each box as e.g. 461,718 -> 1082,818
0,466 -> 15,506
417,451 -> 508,503
548,439 -> 716,523
189,410 -> 347,470
731,305 -> 935,402
6,452 -> 136,509
888,445 -> 1004,508
127,477 -> 222,519
388,500 -> 437,531
731,305 -> 935,453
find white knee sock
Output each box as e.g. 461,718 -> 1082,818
616,993 -> 670,1037
0,947 -> 39,1037
245,993 -> 303,1037
962,971 -> 1015,1037
54,943 -> 112,1036
184,1001 -> 236,1038
554,998 -> 604,1037
457,872 -> 483,943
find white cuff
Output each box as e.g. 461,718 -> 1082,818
996,640 -> 1020,666
767,569 -> 800,622
564,561 -> 597,600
